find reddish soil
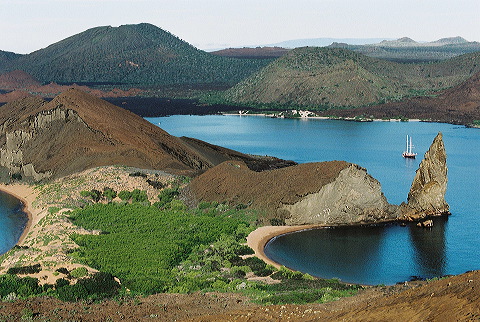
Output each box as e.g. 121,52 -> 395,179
1,271 -> 478,321
317,71 -> 480,125
185,160 -> 349,215
0,70 -> 41,90
0,70 -> 144,103
0,90 -> 264,178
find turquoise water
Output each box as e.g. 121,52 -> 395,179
147,115 -> 480,284
0,191 -> 28,255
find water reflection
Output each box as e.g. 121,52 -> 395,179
408,216 -> 448,278
265,225 -> 386,283
264,219 -> 449,285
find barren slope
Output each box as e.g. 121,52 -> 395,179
0,89 -> 270,179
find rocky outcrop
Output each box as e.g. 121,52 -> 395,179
283,164 -> 397,225
186,160 -> 399,225
399,132 -> 449,220
0,107 -> 88,180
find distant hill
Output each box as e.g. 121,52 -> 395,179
219,47 -> 480,108
329,37 -> 480,62
268,38 -> 392,48
316,71 -> 480,126
0,70 -> 41,89
0,89 -> 291,180
211,47 -> 289,59
0,23 -> 269,86
0,50 -> 22,66
211,36 -> 480,62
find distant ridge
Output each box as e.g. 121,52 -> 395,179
268,38 -> 392,48
220,47 -> 480,108
214,36 -> 480,62
0,23 -> 269,86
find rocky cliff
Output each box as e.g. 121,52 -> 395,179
399,132 -> 449,220
186,160 -> 398,225
283,164 -> 397,225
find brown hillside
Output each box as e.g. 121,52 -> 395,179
185,160 -> 349,212
0,90 -> 34,103
0,89 -> 274,179
1,269 -> 478,320
0,70 -> 41,90
188,270 -> 480,321
317,71 -> 480,124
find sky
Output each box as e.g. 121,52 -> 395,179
1,0 -> 479,54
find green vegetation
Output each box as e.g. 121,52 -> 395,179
65,195 -> 359,303
1,185 -> 359,305
69,267 -> 88,278
6,264 -> 41,275
0,272 -> 119,302
68,200 -> 255,294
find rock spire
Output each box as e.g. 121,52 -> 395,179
400,132 -> 450,220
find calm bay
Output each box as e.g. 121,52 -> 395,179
147,115 -> 480,285
0,191 -> 28,255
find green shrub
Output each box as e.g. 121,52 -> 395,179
69,267 -> 88,278
11,173 -> 22,181
129,172 -> 147,178
269,218 -> 285,226
0,275 -> 42,298
80,189 -> 102,202
56,272 -> 120,301
55,278 -> 70,288
117,190 -> 132,201
102,187 -> 117,201
7,264 -> 41,275
55,267 -> 69,275
131,189 -> 148,203
156,188 -> 179,207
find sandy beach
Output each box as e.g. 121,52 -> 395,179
246,224 -> 328,268
0,183 -> 41,245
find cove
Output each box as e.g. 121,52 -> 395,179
0,191 -> 28,255
147,115 -> 480,284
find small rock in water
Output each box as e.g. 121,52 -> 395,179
417,219 -> 434,228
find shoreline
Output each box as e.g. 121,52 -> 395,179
246,224 -> 328,268
0,183 -> 39,246
222,112 -> 423,123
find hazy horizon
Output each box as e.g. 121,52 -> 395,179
1,0 -> 479,54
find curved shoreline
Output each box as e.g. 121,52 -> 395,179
246,224 -> 328,268
0,184 -> 39,246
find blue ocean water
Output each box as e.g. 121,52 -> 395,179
147,115 -> 480,284
0,191 -> 28,255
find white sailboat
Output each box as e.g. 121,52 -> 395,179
402,135 -> 417,158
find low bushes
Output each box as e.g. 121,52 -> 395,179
0,272 -> 120,302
